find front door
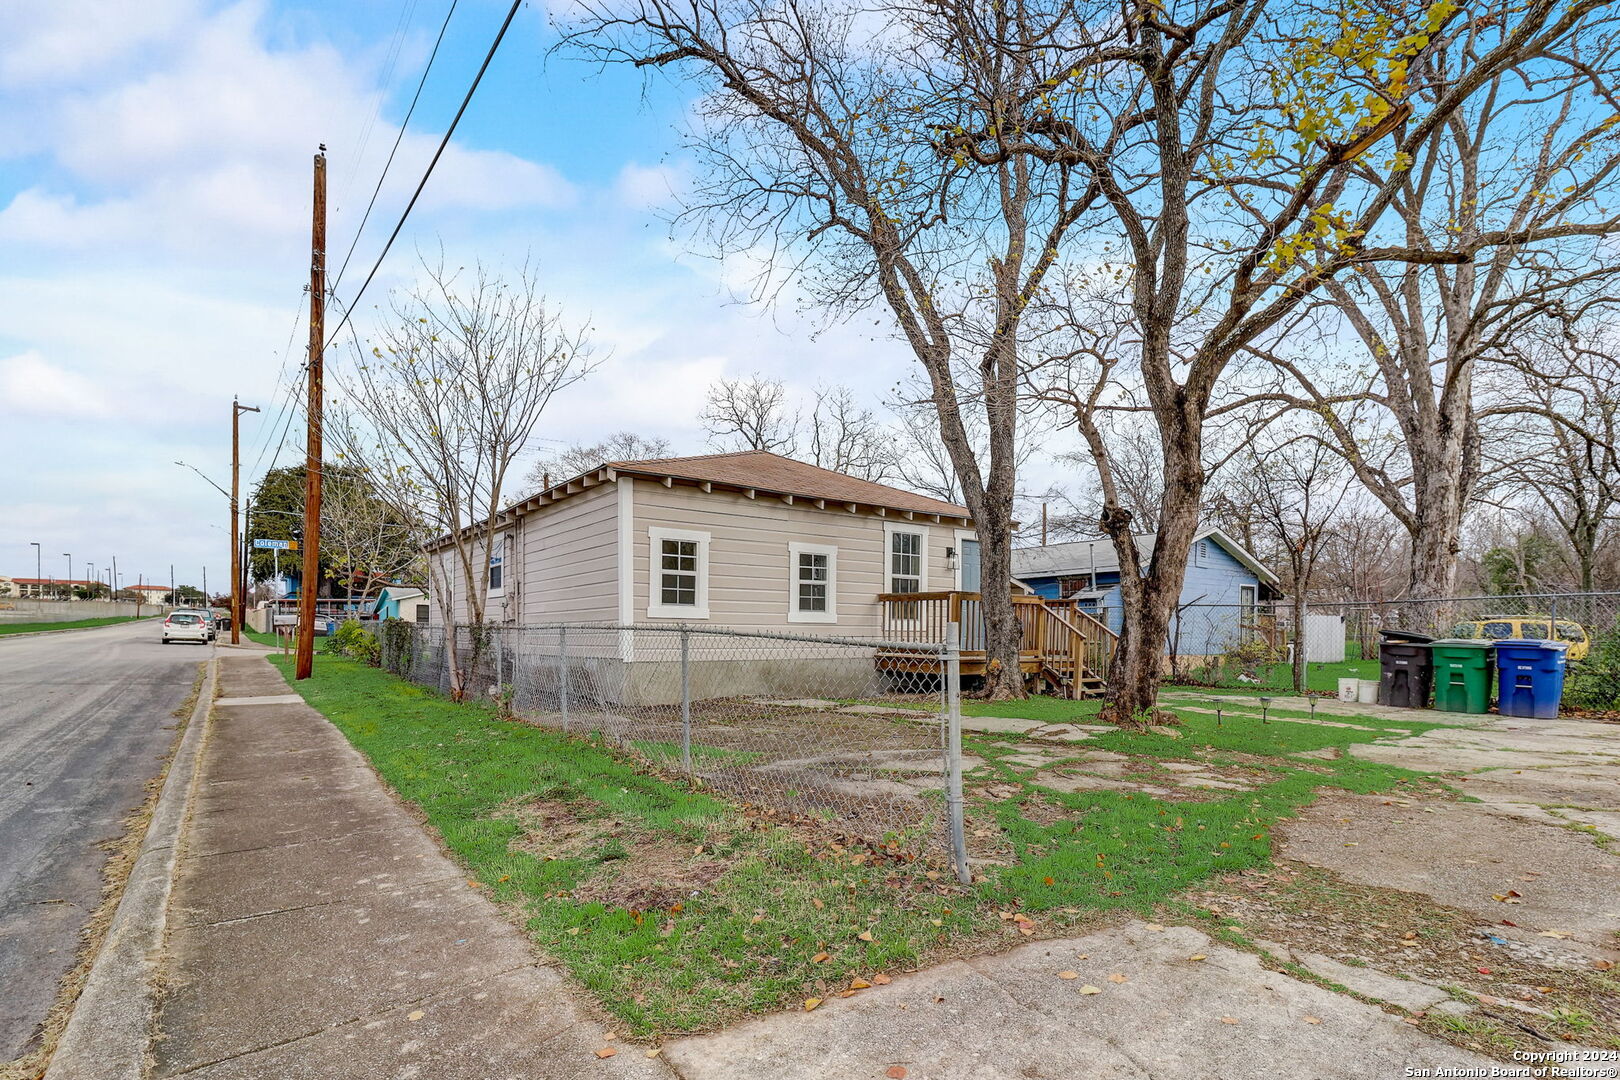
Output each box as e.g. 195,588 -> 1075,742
958,539 -> 981,592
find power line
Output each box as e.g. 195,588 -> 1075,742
338,0 -> 422,201
322,0 -> 523,354
331,0 -> 461,296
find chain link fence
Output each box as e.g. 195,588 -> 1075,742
380,621 -> 972,875
1077,601 -> 1292,690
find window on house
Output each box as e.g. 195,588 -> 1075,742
661,539 -> 698,605
889,530 -> 923,593
788,543 -> 836,623
648,527 -> 710,619
488,535 -> 504,592
415,603 -> 429,624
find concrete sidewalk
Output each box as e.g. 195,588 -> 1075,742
151,652 -> 670,1079
142,653 -> 1506,1080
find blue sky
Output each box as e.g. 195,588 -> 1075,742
0,0 -> 926,592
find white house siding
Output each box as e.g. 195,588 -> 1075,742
518,483 -> 619,623
630,481 -> 963,634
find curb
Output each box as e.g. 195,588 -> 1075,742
43,657 -> 218,1080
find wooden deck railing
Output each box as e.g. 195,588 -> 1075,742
877,590 -> 1119,684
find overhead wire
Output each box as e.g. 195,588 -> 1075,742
331,0 -> 461,296
322,0 -> 524,354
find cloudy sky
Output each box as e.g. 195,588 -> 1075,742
0,0 -> 937,592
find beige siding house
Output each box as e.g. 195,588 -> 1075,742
426,451 -> 977,699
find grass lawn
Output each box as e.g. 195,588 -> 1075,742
0,615 -> 155,636
267,654 -> 1449,1037
1165,654 -> 1382,694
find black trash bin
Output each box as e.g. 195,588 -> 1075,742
1379,628 -> 1435,645
1379,640 -> 1434,708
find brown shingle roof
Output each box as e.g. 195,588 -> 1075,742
607,450 -> 972,519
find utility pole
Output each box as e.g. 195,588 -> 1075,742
296,147 -> 327,681
64,553 -> 73,600
30,542 -> 40,608
231,397 -> 260,645
202,566 -> 207,605
112,555 -> 119,601
170,565 -> 176,608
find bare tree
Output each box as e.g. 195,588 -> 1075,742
701,375 -> 798,453
1014,0 -> 1610,721
1485,325 -> 1620,593
565,1 -> 1130,697
805,384 -> 893,480
1251,11 -> 1620,601
1224,435 -> 1352,689
339,258 -> 595,699
523,431 -> 673,493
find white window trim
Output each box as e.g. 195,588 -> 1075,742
952,528 -> 979,592
883,521 -> 930,595
647,526 -> 711,620
486,532 -> 508,598
787,542 -> 838,624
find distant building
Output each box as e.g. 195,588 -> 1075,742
8,577 -> 101,600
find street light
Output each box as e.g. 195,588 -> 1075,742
63,553 -> 72,601
29,541 -> 40,607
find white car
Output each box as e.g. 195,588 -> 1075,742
161,612 -> 211,645
170,608 -> 217,640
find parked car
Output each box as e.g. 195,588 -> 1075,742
1447,616 -> 1591,661
171,608 -> 217,641
161,612 -> 211,645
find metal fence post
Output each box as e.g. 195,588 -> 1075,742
945,620 -> 970,884
557,624 -> 570,731
680,625 -> 693,775
494,623 -> 504,693
1549,595 -> 1559,642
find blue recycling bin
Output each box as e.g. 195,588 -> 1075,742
1492,639 -> 1569,718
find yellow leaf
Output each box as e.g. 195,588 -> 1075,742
858,931 -> 875,942
804,997 -> 823,1012
1079,984 -> 1103,995
1058,970 -> 1079,980
407,1010 -> 425,1021
1188,954 -> 1207,962
1538,930 -> 1571,939
850,978 -> 872,990
1144,924 -> 1165,932
812,952 -> 830,964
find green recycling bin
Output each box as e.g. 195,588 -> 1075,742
1429,639 -> 1495,714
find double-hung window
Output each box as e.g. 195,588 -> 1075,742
884,523 -> 928,620
647,527 -> 710,619
788,543 -> 837,623
487,534 -> 505,593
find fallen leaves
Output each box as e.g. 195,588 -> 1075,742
1303,1016 -> 1322,1025
407,1010 -> 425,1022
1491,891 -> 1523,904
857,930 -> 876,942
1218,1016 -> 1239,1025
1594,959 -> 1615,972
1537,929 -> 1572,939
1057,970 -> 1079,980
886,1068 -> 909,1079
812,952 -> 831,964
804,997 -> 823,1012
1187,954 -> 1207,962
850,979 -> 872,990
1078,984 -> 1103,995
1107,973 -> 1129,983
595,1047 -> 617,1059
873,973 -> 892,985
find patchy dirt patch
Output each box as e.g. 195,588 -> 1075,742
501,798 -> 611,862
574,835 -> 736,910
1192,864 -> 1620,1057
1277,793 -> 1620,961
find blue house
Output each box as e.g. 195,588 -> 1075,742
1012,528 -> 1280,658
372,586 -> 431,623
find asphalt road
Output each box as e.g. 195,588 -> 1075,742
0,619 -> 206,1062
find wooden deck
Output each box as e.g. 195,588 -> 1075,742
875,591 -> 1117,698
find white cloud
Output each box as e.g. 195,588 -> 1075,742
613,161 -> 685,211
0,0 -> 203,88
0,351 -> 115,418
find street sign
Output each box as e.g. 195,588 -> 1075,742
252,539 -> 299,551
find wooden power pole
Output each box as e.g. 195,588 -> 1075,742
230,397 -> 259,645
296,148 -> 326,680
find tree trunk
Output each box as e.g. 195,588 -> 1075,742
976,518 -> 1023,699
1101,449 -> 1203,724
1292,590 -> 1308,693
